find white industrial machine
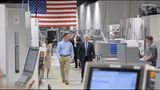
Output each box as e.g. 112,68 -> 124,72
15,47 -> 40,89
120,18 -> 144,40
0,4 -> 31,87
94,39 -> 150,66
142,15 -> 160,68
117,40 -> 140,64
94,39 -> 123,62
83,62 -> 160,89
14,47 -> 46,89
109,24 -> 120,39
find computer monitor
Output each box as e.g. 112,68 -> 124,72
23,47 -> 39,73
83,63 -> 143,89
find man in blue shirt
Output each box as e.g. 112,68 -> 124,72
56,33 -> 74,85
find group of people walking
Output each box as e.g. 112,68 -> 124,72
56,32 -> 95,85
42,32 -> 158,86
41,32 -> 95,85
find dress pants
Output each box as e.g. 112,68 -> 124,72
60,56 -> 71,83
81,56 -> 92,80
74,47 -> 78,68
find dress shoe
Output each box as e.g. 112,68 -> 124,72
65,81 -> 69,85
65,82 -> 69,85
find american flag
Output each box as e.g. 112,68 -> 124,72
29,0 -> 77,28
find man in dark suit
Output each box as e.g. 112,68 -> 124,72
72,32 -> 82,68
77,35 -> 95,82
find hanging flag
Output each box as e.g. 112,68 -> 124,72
29,0 -> 77,28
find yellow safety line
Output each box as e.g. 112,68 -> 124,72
52,66 -> 69,90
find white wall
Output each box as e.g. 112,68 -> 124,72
31,18 -> 39,47
25,12 -> 31,28
94,1 -> 108,34
5,3 -> 28,11
149,15 -> 160,42
103,1 -> 160,26
93,2 -> 101,29
148,15 -> 160,68
0,4 -> 6,75
78,1 -> 160,36
85,5 -> 92,29
78,4 -> 86,30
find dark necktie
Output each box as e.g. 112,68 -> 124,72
85,42 -> 88,56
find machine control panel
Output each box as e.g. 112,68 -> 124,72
146,70 -> 156,89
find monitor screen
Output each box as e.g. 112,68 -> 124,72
89,68 -> 140,89
24,48 -> 39,73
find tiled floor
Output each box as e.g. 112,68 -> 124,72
39,54 -> 83,89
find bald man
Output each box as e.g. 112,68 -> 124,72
77,35 -> 95,82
